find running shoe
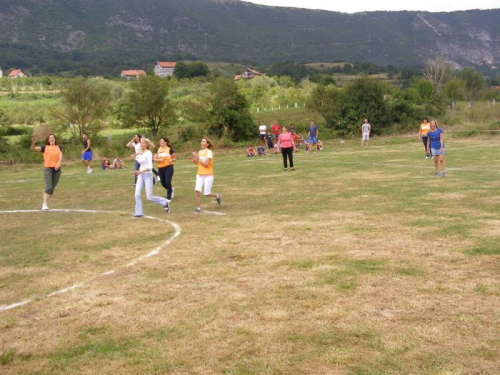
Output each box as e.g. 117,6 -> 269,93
41,203 -> 49,211
171,187 -> 175,199
156,176 -> 161,182
284,168 -> 287,172
434,173 -> 440,177
291,168 -> 295,171
441,172 -> 446,177
194,208 -> 201,214
216,193 -> 222,206
164,201 -> 170,213
133,215 -> 143,218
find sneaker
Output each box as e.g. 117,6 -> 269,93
216,193 -> 222,206
153,178 -> 157,186
41,203 -> 49,211
156,176 -> 161,182
164,201 -> 170,213
291,168 -> 295,171
441,172 -> 446,177
171,187 -> 175,199
86,168 -> 92,174
133,215 -> 143,218
434,173 -> 440,177
194,208 -> 201,214
284,168 -> 287,172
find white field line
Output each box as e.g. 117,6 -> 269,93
0,209 -> 181,312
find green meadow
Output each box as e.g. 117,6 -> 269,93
0,136 -> 499,374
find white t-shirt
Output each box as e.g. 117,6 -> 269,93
132,142 -> 141,159
362,123 -> 371,134
135,150 -> 153,172
259,124 -> 267,134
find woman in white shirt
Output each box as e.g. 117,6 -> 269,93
132,138 -> 170,217
127,133 -> 159,186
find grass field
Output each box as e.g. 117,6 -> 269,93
0,136 -> 499,374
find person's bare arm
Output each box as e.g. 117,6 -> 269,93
30,139 -> 42,152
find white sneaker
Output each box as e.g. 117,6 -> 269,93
171,187 -> 175,199
87,168 -> 92,174
41,203 -> 49,211
156,176 -> 161,182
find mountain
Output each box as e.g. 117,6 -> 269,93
0,0 -> 498,75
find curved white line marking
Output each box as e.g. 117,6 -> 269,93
202,210 -> 226,216
0,209 -> 181,312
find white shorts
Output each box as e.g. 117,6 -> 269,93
362,133 -> 370,141
195,175 -> 214,195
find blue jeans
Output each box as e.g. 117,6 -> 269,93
134,172 -> 168,216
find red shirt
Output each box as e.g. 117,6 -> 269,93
271,124 -> 280,135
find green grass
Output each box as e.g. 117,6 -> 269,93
0,136 -> 499,374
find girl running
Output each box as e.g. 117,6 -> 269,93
154,137 -> 176,201
419,117 -> 431,159
127,134 -> 159,186
132,138 -> 170,217
426,120 -> 446,177
30,134 -> 63,211
189,137 -> 222,214
278,126 -> 297,171
81,132 -> 92,173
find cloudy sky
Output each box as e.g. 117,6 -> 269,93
246,0 -> 499,13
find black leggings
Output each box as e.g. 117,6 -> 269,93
422,136 -> 429,154
281,147 -> 294,168
158,165 -> 174,200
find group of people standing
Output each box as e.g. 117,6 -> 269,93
419,117 -> 446,177
30,133 -> 222,215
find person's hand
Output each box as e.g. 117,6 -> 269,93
192,151 -> 199,159
31,139 -> 36,144
134,170 -> 141,176
55,166 -> 60,171
440,147 -> 443,153
130,154 -> 136,159
81,150 -> 84,154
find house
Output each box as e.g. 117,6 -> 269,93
154,62 -> 177,77
8,69 -> 27,78
241,68 -> 261,79
120,70 -> 147,80
234,74 -> 242,81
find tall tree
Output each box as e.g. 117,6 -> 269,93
458,67 -> 486,102
423,58 -> 452,95
49,78 -> 112,138
119,75 -> 176,136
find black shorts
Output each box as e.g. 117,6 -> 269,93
259,134 -> 266,140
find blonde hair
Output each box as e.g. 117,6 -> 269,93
140,137 -> 153,151
202,137 -> 213,150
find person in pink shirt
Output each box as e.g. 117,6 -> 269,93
277,126 -> 297,171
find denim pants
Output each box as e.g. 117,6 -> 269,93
134,172 -> 168,216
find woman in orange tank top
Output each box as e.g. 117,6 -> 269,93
31,134 -> 63,211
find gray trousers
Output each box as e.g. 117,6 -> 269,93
44,168 -> 61,195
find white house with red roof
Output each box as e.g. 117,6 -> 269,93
8,69 -> 27,78
154,62 -> 177,77
241,68 -> 261,79
120,70 -> 147,80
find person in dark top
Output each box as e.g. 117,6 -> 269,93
426,120 -> 446,177
81,132 -> 93,174
307,120 -> 319,152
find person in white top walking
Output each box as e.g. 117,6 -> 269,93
361,119 -> 371,147
132,138 -> 170,217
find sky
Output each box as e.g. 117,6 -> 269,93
246,0 -> 499,13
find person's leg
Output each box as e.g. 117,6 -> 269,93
195,175 -> 203,210
439,155 -> 446,174
134,173 -> 145,216
43,168 -> 53,207
287,147 -> 294,169
165,166 -> 174,200
134,160 -> 140,185
158,167 -> 167,191
195,190 -> 201,209
144,172 -> 168,207
281,148 -> 288,169
433,155 -> 439,174
422,137 -> 428,155
52,169 -> 61,194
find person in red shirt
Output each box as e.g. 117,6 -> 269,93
271,121 -> 281,145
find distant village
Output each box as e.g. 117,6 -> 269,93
0,62 -> 262,81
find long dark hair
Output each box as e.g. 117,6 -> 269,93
45,134 -> 58,145
134,133 -> 142,143
160,137 -> 171,147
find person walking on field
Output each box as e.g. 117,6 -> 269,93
426,120 -> 446,177
154,137 -> 176,202
278,126 -> 297,171
361,119 -> 371,147
189,137 -> 222,214
81,132 -> 92,173
419,117 -> 431,159
30,134 -> 63,211
133,138 -> 170,217
307,120 -> 319,152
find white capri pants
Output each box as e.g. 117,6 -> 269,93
362,133 -> 370,141
195,174 -> 214,195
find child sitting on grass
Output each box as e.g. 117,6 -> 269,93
257,145 -> 266,156
247,146 -> 255,157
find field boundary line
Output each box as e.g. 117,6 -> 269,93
0,209 -> 181,312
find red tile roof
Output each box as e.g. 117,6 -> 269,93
247,69 -> 261,75
156,62 -> 177,68
8,69 -> 23,77
234,75 -> 242,80
121,70 -> 147,76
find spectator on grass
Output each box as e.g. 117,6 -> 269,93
307,120 -> 319,152
273,143 -> 280,154
101,157 -> 112,170
30,134 -> 63,211
257,145 -> 266,156
361,119 -> 371,147
133,138 -> 170,217
258,121 -> 267,144
317,140 -> 324,151
427,120 -> 446,177
113,156 -> 125,169
266,132 -> 274,149
247,146 -> 255,157
419,117 -> 431,159
289,123 -> 296,134
189,137 -> 222,214
271,121 -> 281,144
278,126 -> 297,171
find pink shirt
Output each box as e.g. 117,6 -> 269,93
279,132 -> 293,148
